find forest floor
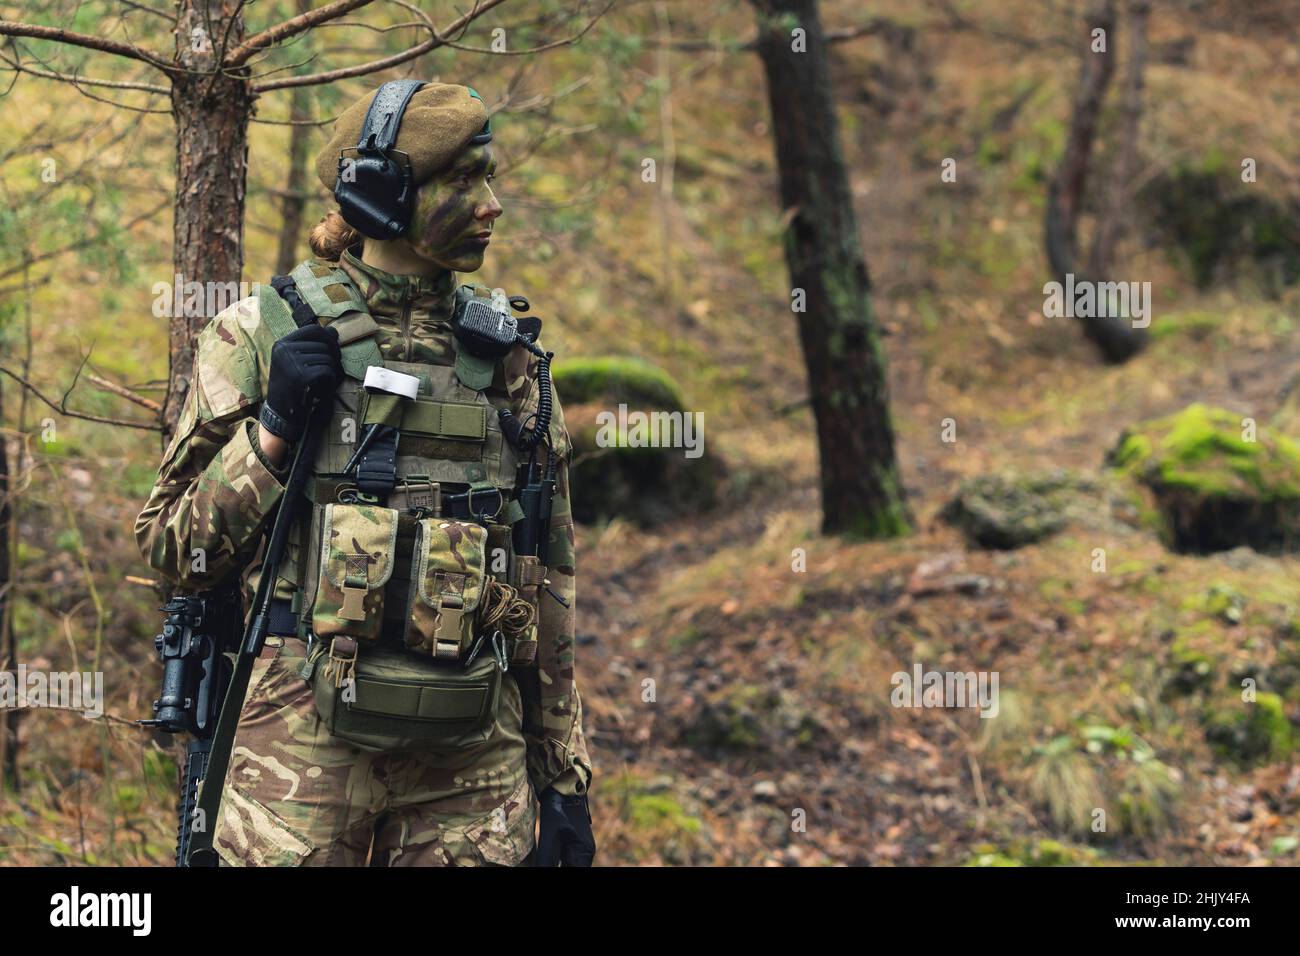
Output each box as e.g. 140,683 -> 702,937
581,294 -> 1300,866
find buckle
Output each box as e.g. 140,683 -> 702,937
464,486 -> 504,521
338,487 -> 379,505
323,636 -> 358,688
391,477 -> 440,516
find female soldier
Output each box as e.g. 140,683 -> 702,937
136,81 -> 593,867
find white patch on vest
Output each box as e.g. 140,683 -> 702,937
364,365 -> 420,399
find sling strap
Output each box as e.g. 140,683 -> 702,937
189,268 -> 371,866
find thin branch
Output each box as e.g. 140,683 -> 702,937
212,0 -> 250,73
426,0 -> 615,57
243,50 -> 320,81
0,48 -> 169,93
251,112 -> 339,126
253,0 -> 511,93
0,363 -> 160,431
494,73 -> 591,114
0,20 -> 174,73
0,274 -> 52,297
118,0 -> 177,22
84,373 -> 163,413
225,0 -> 376,68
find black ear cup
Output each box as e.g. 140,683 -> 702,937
333,79 -> 425,241
335,153 -> 412,240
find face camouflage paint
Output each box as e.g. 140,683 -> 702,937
404,144 -> 502,273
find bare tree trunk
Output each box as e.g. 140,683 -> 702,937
750,0 -> 910,538
1045,0 -> 1147,363
0,379 -> 14,792
275,86 -> 312,274
275,0 -> 314,275
1087,0 -> 1150,277
164,0 -> 255,444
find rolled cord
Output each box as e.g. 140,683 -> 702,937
499,349 -> 553,452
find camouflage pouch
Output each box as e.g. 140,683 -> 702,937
302,639 -> 502,752
311,502 -> 399,644
405,518 -> 488,661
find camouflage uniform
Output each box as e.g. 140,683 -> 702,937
136,248 -> 590,866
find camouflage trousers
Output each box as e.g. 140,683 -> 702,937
213,636 -> 536,867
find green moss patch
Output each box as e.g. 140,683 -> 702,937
552,356 -> 686,411
1107,403 -> 1300,553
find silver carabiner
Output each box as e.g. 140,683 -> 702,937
491,629 -> 509,673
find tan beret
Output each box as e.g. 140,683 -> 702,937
316,82 -> 489,192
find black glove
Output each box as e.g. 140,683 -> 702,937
534,788 -> 595,867
259,324 -> 342,442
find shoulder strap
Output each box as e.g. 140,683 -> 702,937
289,260 -> 366,320
263,261 -> 384,380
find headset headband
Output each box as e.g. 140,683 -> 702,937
356,79 -> 426,155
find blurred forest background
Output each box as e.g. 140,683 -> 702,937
1,0 -> 1299,866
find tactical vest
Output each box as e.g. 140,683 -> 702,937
253,259 -> 550,751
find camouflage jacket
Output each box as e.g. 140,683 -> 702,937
135,248 -> 590,796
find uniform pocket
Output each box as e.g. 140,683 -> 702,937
460,775 -> 536,867
215,784 -> 316,868
306,640 -> 503,752
405,518 -> 488,660
311,502 -> 399,643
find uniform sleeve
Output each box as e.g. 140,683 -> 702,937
135,299 -> 287,589
504,345 -> 592,796
529,445 -> 592,796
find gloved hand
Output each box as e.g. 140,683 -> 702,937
533,787 -> 595,867
259,324 -> 343,442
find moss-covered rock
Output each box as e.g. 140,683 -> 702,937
941,470 -> 1093,549
556,357 -> 724,526
1107,403 -> 1300,553
553,356 -> 686,411
682,684 -> 824,753
1201,692 -> 1294,765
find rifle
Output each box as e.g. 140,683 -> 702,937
139,589 -> 240,867
141,399 -> 325,867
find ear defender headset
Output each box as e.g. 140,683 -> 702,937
335,80 -> 493,241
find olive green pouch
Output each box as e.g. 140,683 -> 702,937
405,518 -> 489,660
311,502 -> 399,644
302,639 -> 502,752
